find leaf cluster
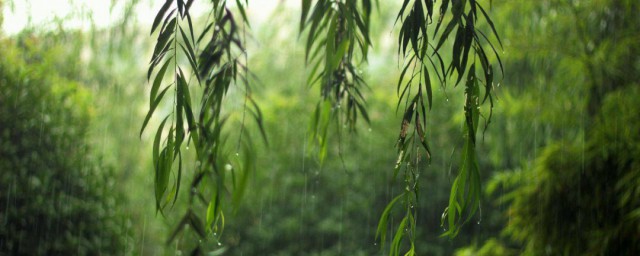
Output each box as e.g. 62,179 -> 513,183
143,0 -> 264,254
301,0 -> 376,162
379,0 -> 504,254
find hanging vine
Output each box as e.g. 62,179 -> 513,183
300,0 -> 374,162
142,0 -> 263,254
376,0 -> 503,254
143,0 -> 502,255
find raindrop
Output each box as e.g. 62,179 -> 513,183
374,243 -> 377,246
368,128 -> 372,132
186,146 -> 189,150
214,25 -> 220,31
446,98 -> 449,102
224,164 -> 233,171
235,152 -> 239,157
217,242 -> 222,246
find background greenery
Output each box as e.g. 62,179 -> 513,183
0,0 -> 638,255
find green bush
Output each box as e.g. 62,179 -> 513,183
0,37 -> 130,255
465,85 -> 640,256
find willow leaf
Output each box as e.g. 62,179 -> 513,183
151,0 -> 173,35
141,86 -> 171,137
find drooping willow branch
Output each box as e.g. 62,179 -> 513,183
300,0 -> 374,162
142,0 -> 502,255
142,0 -> 262,253
377,0 -> 503,255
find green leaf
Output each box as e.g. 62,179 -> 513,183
332,39 -> 349,70
197,23 -> 213,45
151,0 -> 173,35
325,15 -> 338,69
159,9 -> 177,34
396,0 -> 411,24
397,55 -> 415,94
235,0 -> 250,25
153,116 -> 170,172
301,0 -> 312,32
206,188 -> 221,232
175,71 -> 185,155
423,66 -> 433,109
317,100 -> 332,164
177,0 -> 184,16
476,3 -> 503,48
435,19 -> 458,53
141,85 -> 171,137
178,27 -> 199,82
306,58 -> 324,87
248,97 -> 269,146
172,151 -> 182,206
156,127 -> 175,208
355,101 -> 370,124
150,57 -> 173,107
390,215 -> 408,256
148,40 -> 173,80
186,11 -> 196,43
376,194 -> 403,245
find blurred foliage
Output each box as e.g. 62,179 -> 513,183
0,0 -> 3,29
457,0 -> 640,255
482,86 -> 640,255
455,238 -> 516,256
0,35 -> 131,254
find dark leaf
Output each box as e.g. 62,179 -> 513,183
151,0 -> 173,35
141,86 -> 172,137
150,57 -> 173,106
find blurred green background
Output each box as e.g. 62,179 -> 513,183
1,0 -> 638,255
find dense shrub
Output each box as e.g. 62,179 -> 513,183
462,86 -> 640,256
0,38 -> 130,255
